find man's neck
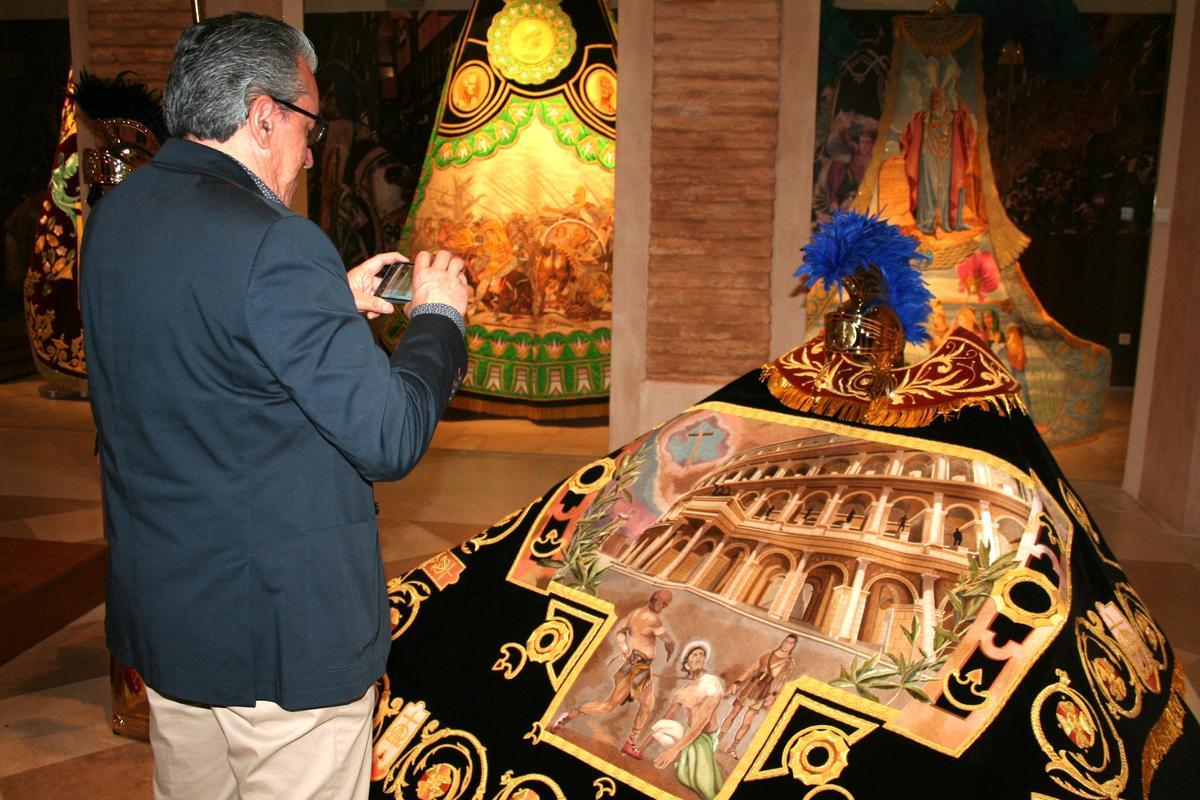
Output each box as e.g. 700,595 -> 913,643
184,133 -> 282,204
185,133 -> 274,192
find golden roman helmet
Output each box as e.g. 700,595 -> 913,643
823,263 -> 906,368
822,263 -> 907,401
82,118 -> 160,187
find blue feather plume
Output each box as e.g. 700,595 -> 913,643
796,210 -> 935,344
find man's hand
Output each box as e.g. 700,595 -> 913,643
407,249 -> 469,318
346,251 -> 401,320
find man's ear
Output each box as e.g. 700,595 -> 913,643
246,95 -> 276,150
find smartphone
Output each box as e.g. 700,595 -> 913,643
374,259 -> 415,303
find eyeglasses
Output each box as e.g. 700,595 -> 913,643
269,96 -> 327,147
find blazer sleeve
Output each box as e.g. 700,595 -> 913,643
244,214 -> 466,482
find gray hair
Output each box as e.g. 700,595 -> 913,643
163,13 -> 318,141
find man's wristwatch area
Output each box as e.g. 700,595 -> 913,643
410,302 -> 466,336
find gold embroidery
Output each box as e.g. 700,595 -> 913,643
939,668 -> 990,712
566,458 -> 615,495
464,501 -> 540,553
786,726 -> 851,786
1057,480 -> 1122,570
1030,670 -> 1128,799
1141,665 -> 1188,797
382,719 -> 488,800
761,332 -> 1026,428
801,787 -> 856,800
387,572 -> 434,641
422,551 -> 466,589
496,587 -> 613,695
992,567 -> 1065,628
494,618 -> 574,680
737,688 -> 880,788
1076,611 -> 1143,720
592,777 -> 617,798
1112,583 -> 1168,678
492,770 -> 567,800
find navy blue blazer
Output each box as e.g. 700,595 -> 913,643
81,138 -> 466,710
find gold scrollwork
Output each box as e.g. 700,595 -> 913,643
1030,670 -> 1128,799
592,776 -> 617,798
940,667 -> 990,712
491,769 -> 567,800
529,527 -> 564,560
1036,509 -> 1061,549
493,618 -> 574,681
1057,479 -> 1121,569
785,725 -> 851,786
742,690 -> 878,786
1077,611 -> 1143,720
463,500 -> 539,553
566,457 -> 616,495
802,786 -> 856,800
992,566 -> 1065,628
382,720 -> 488,800
1112,583 -> 1168,676
386,573 -> 434,641
528,618 -> 574,661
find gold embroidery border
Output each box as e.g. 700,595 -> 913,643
1141,664 -> 1188,797
737,687 -> 880,784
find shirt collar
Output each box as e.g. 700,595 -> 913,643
230,159 -> 284,205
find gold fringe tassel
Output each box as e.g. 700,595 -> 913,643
761,363 -> 1026,428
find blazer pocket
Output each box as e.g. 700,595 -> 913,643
303,520 -> 385,671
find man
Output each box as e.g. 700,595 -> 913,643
551,589 -> 676,759
643,641 -> 725,800
80,13 -> 468,799
718,633 -> 797,758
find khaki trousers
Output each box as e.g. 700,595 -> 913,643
146,685 -> 375,800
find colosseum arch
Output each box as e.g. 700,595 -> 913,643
744,551 -> 794,609
622,530 -> 662,566
735,491 -> 761,516
858,575 -> 919,646
901,453 -> 935,478
699,542 -> 753,594
994,515 -> 1027,546
789,460 -> 815,477
789,490 -> 830,525
859,453 -> 893,476
989,469 -> 1028,501
755,490 -> 793,521
819,457 -> 853,476
885,496 -> 930,541
946,457 -> 973,482
833,491 -> 875,531
667,535 -> 721,583
646,530 -> 694,574
942,504 -> 979,551
792,561 -> 848,629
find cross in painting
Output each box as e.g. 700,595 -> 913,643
685,427 -> 715,466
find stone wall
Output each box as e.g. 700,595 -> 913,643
645,0 -> 780,383
81,0 -> 191,91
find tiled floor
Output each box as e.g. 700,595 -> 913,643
0,379 -> 1196,797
